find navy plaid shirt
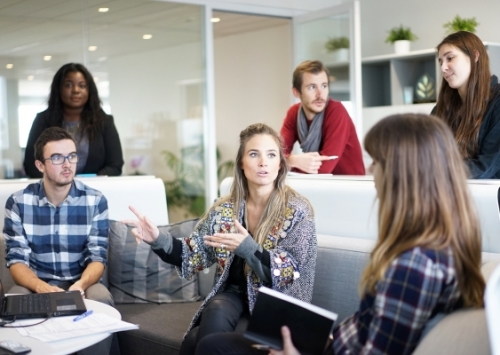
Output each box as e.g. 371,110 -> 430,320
3,180 -> 109,283
332,246 -> 462,355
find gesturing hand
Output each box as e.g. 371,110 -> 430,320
121,205 -> 160,244
203,219 -> 248,253
289,152 -> 333,174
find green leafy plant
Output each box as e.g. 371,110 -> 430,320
385,25 -> 418,44
162,145 -> 234,218
443,15 -> 478,34
325,36 -> 349,52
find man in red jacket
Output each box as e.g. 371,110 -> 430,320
281,60 -> 365,174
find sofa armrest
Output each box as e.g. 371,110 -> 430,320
413,309 -> 490,355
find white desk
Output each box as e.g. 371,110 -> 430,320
0,299 -> 121,355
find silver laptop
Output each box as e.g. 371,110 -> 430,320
0,278 -> 86,319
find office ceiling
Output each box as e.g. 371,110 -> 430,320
0,0 -> 290,82
212,11 -> 289,38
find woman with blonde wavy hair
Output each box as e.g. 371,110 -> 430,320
264,113 -> 485,355
123,123 -> 317,355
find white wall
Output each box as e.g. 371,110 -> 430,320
360,0 -> 500,58
214,23 -> 292,164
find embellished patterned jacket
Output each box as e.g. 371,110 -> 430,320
179,193 -> 317,336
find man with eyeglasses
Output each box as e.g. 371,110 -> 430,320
3,127 -> 113,305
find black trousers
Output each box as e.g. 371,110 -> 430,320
180,291 -> 249,355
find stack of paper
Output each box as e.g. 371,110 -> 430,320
13,313 -> 138,343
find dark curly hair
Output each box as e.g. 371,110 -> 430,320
47,63 -> 105,140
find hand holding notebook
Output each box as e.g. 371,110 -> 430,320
244,287 -> 337,355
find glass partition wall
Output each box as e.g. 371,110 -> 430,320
0,0 -> 210,222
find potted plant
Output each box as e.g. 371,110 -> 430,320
325,36 -> 349,62
162,145 -> 234,221
443,15 -> 479,34
385,25 -> 418,54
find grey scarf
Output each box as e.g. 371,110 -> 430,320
297,105 -> 325,153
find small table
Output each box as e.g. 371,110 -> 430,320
0,299 -> 121,355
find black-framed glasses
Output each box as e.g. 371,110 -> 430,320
43,153 -> 79,165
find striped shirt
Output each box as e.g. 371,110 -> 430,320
3,180 -> 109,283
332,246 -> 462,355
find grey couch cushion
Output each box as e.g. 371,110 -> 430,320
108,219 -> 200,304
0,235 -> 15,291
312,235 -> 371,324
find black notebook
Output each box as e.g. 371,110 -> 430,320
244,287 -> 338,355
0,278 -> 86,320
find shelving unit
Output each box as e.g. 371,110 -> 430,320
360,43 -> 500,136
362,48 -> 438,107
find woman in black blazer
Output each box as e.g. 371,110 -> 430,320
24,63 -> 124,178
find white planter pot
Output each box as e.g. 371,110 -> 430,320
334,48 -> 349,62
394,40 -> 410,54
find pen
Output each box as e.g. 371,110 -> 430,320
73,310 -> 93,322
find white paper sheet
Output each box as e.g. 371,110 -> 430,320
13,313 -> 138,343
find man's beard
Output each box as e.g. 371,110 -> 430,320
48,169 -> 74,187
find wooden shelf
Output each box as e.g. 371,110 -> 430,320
362,48 -> 436,63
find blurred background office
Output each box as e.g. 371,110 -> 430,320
0,0 -> 499,222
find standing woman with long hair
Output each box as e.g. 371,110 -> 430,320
23,63 -> 124,177
123,123 -> 317,355
264,114 -> 485,355
434,31 -> 500,178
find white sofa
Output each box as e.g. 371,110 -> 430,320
221,175 -> 500,355
221,175 -> 500,256
1,175 -> 499,354
0,176 -> 169,292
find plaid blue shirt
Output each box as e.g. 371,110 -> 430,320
3,180 -> 109,283
332,246 -> 462,355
